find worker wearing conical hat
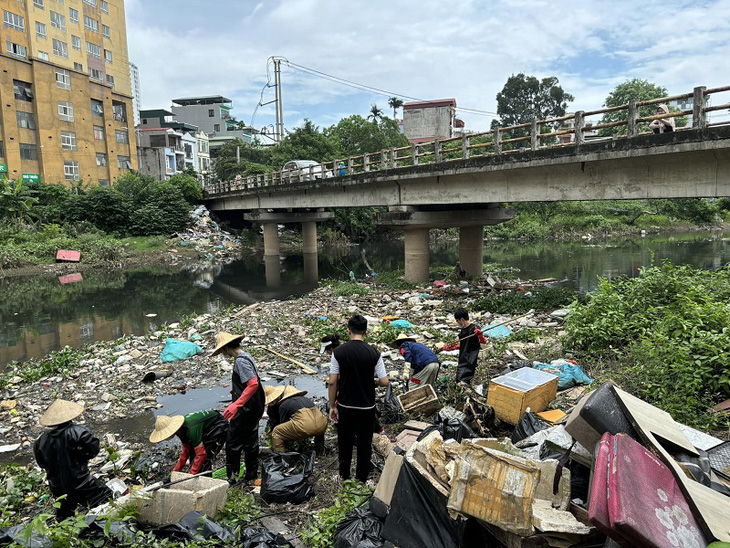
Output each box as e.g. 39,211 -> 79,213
392,333 -> 441,388
212,332 -> 265,485
149,409 -> 228,475
265,385 -> 328,453
33,399 -> 112,520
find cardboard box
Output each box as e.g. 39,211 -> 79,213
398,384 -> 441,416
487,368 -> 558,425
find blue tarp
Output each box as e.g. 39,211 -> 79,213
482,322 -> 512,338
389,319 -> 413,329
160,338 -> 202,363
533,360 -> 593,390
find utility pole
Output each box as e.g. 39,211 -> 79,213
273,57 -> 284,143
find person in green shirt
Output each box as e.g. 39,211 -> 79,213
149,409 -> 228,475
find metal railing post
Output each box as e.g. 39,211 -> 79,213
693,86 -> 707,129
494,128 -> 502,154
462,134 -> 470,159
627,99 -> 639,137
531,119 -> 539,150
434,140 -> 441,163
574,111 -> 585,146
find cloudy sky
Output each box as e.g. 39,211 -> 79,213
125,0 -> 730,135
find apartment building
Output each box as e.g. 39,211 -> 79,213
0,0 -> 137,186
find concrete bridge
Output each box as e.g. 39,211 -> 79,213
205,85 -> 730,282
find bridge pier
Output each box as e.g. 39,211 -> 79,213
378,206 -> 514,283
262,223 -> 280,257
244,209 -> 334,257
302,222 -> 318,254
303,252 -> 319,284
264,255 -> 281,288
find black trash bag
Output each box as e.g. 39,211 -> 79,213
261,451 -> 315,504
379,385 -> 402,424
334,506 -> 385,548
0,524 -> 51,548
538,444 -> 591,502
154,511 -> 235,543
434,414 -> 474,443
240,525 -> 291,547
369,496 -> 389,519
510,412 -> 549,444
82,515 -> 139,544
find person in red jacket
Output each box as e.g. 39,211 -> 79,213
212,332 -> 265,485
149,410 -> 227,475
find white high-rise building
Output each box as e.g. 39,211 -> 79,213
129,62 -> 142,126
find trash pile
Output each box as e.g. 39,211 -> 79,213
352,377 -> 730,547
176,205 -> 242,263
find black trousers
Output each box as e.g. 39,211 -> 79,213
337,405 -> 375,482
456,349 -> 479,383
226,408 -> 262,481
55,476 -> 112,521
199,413 -> 228,472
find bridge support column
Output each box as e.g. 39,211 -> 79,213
303,252 -> 319,284
459,226 -> 484,278
262,223 -> 280,257
264,255 -> 281,288
404,228 -> 430,283
302,222 -> 318,254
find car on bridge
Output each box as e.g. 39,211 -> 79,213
282,160 -> 333,182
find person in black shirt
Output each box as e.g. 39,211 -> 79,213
328,315 -> 389,482
265,385 -> 327,453
454,308 -> 486,384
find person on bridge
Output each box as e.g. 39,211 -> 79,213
649,104 -> 676,134
34,399 -> 112,520
212,332 -> 265,486
149,409 -> 228,475
265,385 -> 327,453
454,308 -> 487,384
392,333 -> 441,388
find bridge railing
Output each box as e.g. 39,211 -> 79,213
205,85 -> 730,196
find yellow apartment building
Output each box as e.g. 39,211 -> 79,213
0,0 -> 137,186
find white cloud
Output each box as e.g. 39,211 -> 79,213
125,0 -> 730,133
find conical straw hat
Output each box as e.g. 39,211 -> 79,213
280,386 -> 307,402
39,399 -> 84,426
390,332 -> 418,348
149,415 -> 185,443
265,385 -> 286,405
210,332 -> 244,356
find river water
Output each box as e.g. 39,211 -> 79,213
3,230 -> 730,369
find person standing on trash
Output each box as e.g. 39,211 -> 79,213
328,315 -> 389,483
33,399 -> 113,520
211,332 -> 265,485
392,333 -> 441,388
454,308 -> 487,384
265,385 -> 327,454
149,409 -> 228,475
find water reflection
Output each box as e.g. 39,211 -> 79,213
2,231 -> 730,369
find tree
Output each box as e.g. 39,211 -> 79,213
368,104 -> 384,122
0,179 -> 36,222
388,97 -> 404,120
168,173 -> 202,204
268,120 -> 339,167
493,73 -> 574,128
598,79 -> 685,136
325,115 -> 409,156
211,139 -> 273,182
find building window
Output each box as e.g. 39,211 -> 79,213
86,41 -> 101,58
213,124 -> 220,132
104,49 -> 112,63
71,35 -> 81,50
20,144 -> 38,161
89,67 -> 103,81
165,155 -> 172,171
100,0 -> 109,13
93,125 -> 104,140
55,68 -> 71,89
13,80 -> 33,101
96,152 -> 107,166
117,155 -> 132,169
3,10 -> 25,31
50,11 -> 65,30
64,160 -> 80,180
208,109 -> 214,117
83,15 -> 98,32
6,40 -> 27,58
60,131 -> 76,150
37,50 -> 49,60
112,101 -> 126,122
58,101 -> 74,121
106,74 -> 114,87
149,134 -> 166,147
83,0 -> 97,6
52,38 -> 68,57
98,178 -> 109,187
102,23 -> 110,38
91,99 -> 104,117
73,61 -> 83,71
115,130 -> 129,144
35,21 -> 46,37
34,0 -> 45,8
17,111 -> 36,130
69,7 -> 78,23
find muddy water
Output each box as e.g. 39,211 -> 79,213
3,231 -> 730,370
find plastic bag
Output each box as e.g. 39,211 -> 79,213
240,526 -> 291,547
261,451 -> 315,504
0,524 -> 51,548
533,361 -> 593,390
379,384 -> 402,424
510,412 -> 549,444
434,411 -> 473,443
334,506 -> 385,548
160,338 -> 202,363
154,511 -> 235,543
82,516 -> 138,544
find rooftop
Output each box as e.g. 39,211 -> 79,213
140,108 -> 174,118
404,99 -> 457,110
172,96 -> 232,106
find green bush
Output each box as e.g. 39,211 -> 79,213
563,261 -> 730,428
168,173 -> 202,204
331,281 -> 369,297
473,287 -> 578,314
82,187 -> 132,234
